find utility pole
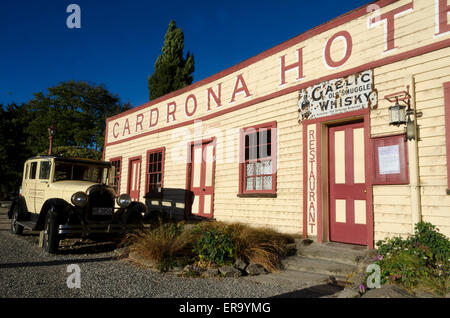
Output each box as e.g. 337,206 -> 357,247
48,125 -> 55,155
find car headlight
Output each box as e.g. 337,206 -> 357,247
117,193 -> 132,208
71,192 -> 88,208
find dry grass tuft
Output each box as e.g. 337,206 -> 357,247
229,223 -> 295,272
123,220 -> 194,266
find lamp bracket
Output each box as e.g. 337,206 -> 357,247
384,85 -> 411,109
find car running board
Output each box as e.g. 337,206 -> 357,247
16,221 -> 37,230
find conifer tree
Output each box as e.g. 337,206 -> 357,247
148,20 -> 195,100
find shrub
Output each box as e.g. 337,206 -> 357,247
376,222 -> 450,263
190,221 -> 295,272
373,221 -> 450,295
409,222 -> 450,262
192,225 -> 235,267
376,251 -> 428,288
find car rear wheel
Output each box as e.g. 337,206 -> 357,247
43,211 -> 59,254
11,205 -> 24,235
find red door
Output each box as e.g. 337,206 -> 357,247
128,157 -> 142,201
329,122 -> 368,245
189,139 -> 215,218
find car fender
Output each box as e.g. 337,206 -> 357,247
123,201 -> 146,224
35,198 -> 72,231
8,197 -> 27,219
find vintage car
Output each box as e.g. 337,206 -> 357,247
8,155 -> 146,253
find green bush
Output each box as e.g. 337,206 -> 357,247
192,225 -> 235,267
376,222 -> 450,263
373,221 -> 450,295
376,251 -> 428,288
189,221 -> 294,272
410,222 -> 450,262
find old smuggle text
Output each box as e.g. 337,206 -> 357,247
179,302 -> 271,315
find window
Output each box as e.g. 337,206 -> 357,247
239,122 -> 277,195
24,163 -> 29,180
110,157 -> 122,194
145,148 -> 165,194
29,162 -> 37,179
39,161 -> 51,180
372,134 -> 409,185
53,162 -> 106,183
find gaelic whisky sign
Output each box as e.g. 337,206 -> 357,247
298,69 -> 378,122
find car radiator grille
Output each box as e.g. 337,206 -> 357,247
87,186 -> 115,222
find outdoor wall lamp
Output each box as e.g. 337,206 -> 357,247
385,86 -> 422,141
405,110 -> 416,141
388,97 -> 407,126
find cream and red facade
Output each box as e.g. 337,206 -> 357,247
103,0 -> 450,248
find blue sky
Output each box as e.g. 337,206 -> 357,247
0,0 -> 372,108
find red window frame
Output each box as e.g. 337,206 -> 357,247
239,121 -> 277,195
444,82 -> 450,194
145,147 -> 165,194
372,134 -> 409,185
110,156 -> 122,194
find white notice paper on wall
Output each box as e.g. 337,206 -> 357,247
378,145 -> 400,175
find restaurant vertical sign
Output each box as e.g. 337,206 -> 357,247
306,124 -> 317,236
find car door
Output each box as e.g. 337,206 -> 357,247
20,162 -> 31,211
26,161 -> 39,214
35,159 -> 52,214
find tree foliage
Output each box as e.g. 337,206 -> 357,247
26,81 -> 129,154
38,146 -> 102,161
0,104 -> 34,198
0,81 -> 128,198
148,20 -> 195,100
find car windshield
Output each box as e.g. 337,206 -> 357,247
54,162 -> 108,183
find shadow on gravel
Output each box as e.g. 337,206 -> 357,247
271,284 -> 344,298
0,256 -> 116,269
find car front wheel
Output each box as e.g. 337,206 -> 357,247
11,205 -> 24,235
43,211 -> 59,254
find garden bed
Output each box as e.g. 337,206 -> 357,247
121,220 -> 297,278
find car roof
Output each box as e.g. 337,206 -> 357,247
26,155 -> 111,167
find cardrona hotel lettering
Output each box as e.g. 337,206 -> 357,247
109,0 -> 450,141
112,74 -> 252,138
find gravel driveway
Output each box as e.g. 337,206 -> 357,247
0,208 -> 304,298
